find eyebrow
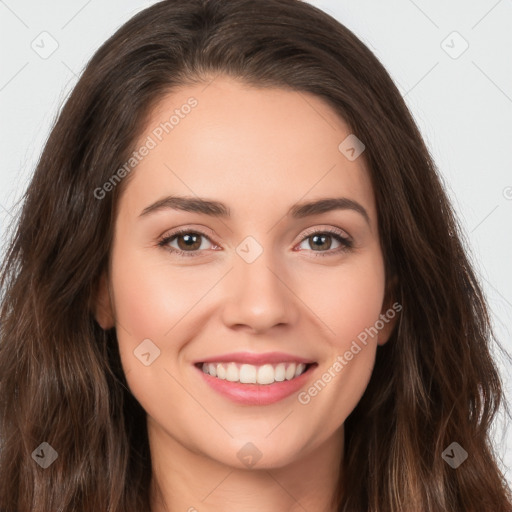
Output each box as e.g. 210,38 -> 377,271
139,195 -> 370,225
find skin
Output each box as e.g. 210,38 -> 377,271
95,75 -> 397,512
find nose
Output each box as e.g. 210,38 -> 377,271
220,251 -> 299,334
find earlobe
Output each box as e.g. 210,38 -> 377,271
377,274 -> 401,346
376,307 -> 399,346
93,272 -> 115,330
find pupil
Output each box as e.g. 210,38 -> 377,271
312,234 -> 330,251
179,233 -> 200,250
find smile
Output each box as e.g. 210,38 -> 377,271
194,361 -> 318,405
198,361 -> 313,385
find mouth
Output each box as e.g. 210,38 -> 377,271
194,361 -> 318,385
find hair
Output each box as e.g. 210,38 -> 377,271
0,0 -> 511,510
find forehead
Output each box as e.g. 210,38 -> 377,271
120,76 -> 376,226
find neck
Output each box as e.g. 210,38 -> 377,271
148,419 -> 344,512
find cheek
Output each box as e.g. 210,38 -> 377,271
108,242 -> 183,378
111,259 -> 171,341
111,237 -> 386,352
295,257 -> 385,429
108,244 -> 201,408
306,249 -> 386,347
108,241 -> 228,386
110,243 -> 205,341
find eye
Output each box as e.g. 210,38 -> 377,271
296,227 -> 353,257
158,226 -> 353,258
158,228 -> 217,257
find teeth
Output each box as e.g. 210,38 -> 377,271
257,364 -> 275,385
216,363 -> 226,380
200,362 -> 308,384
226,363 -> 239,382
286,363 -> 296,380
274,363 -> 286,382
240,364 -> 257,384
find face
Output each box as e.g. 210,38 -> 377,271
95,75 -> 397,470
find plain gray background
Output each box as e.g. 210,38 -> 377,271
1,0 -> 511,482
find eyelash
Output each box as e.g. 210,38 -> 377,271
157,227 -> 353,258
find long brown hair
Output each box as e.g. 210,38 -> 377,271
1,0 -> 511,510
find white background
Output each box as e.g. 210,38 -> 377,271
1,0 -> 511,483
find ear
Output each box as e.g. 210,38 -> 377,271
93,272 -> 115,330
377,273 -> 401,346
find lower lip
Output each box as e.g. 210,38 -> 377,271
195,363 -> 317,405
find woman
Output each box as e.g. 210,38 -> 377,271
0,0 -> 510,510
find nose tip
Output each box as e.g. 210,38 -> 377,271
220,259 -> 298,333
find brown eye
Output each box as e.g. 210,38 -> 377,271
174,232 -> 203,251
158,229 -> 215,257
308,233 -> 335,251
297,229 -> 353,257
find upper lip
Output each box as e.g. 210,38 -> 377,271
195,351 -> 316,365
